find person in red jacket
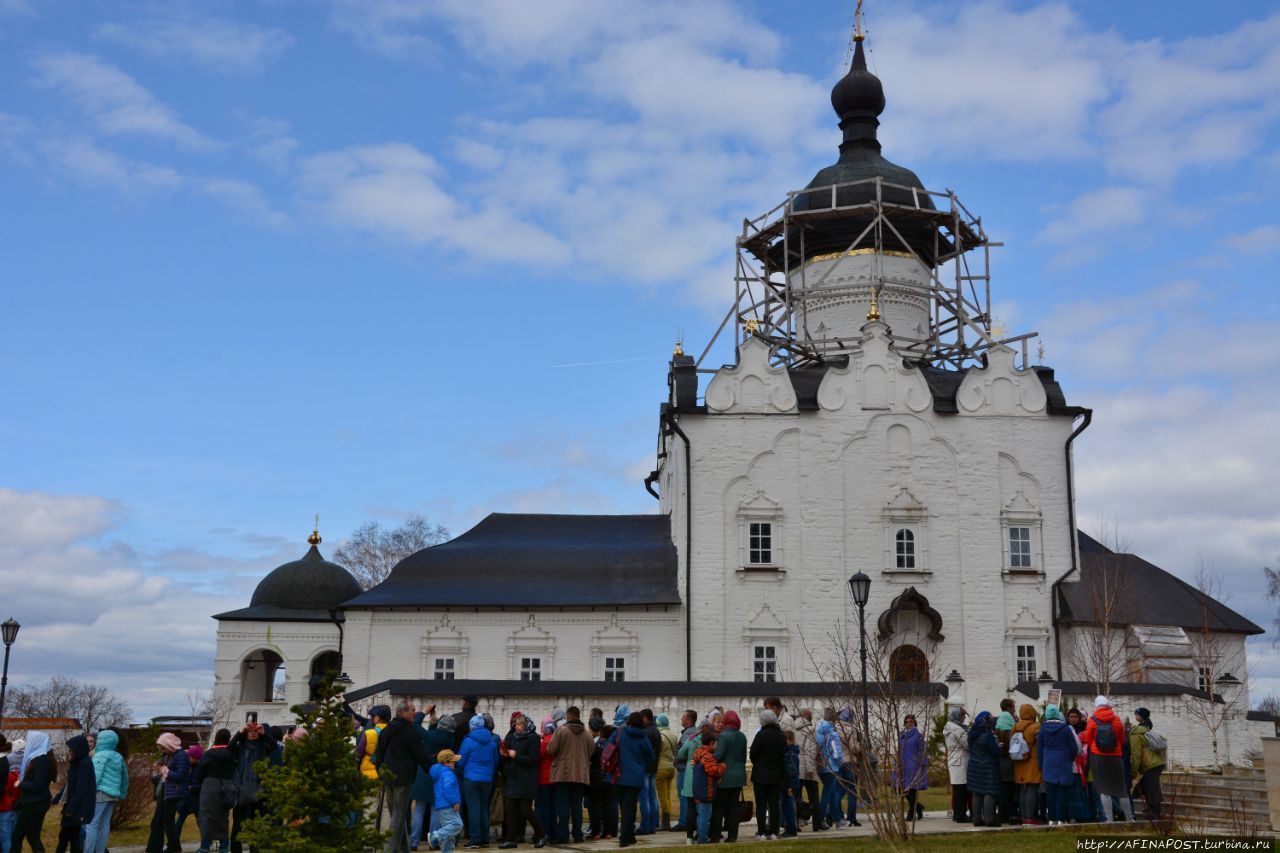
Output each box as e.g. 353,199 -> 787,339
535,722 -> 556,841
1080,696 -> 1133,822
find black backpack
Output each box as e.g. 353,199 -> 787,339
1091,716 -> 1117,752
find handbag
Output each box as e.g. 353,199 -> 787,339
219,776 -> 239,809
488,784 -> 505,826
737,799 -> 754,824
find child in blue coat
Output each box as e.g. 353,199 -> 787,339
428,750 -> 464,853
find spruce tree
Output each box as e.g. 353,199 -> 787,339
241,676 -> 385,852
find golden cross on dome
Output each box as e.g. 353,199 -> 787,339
745,318 -> 760,334
308,514 -> 321,546
854,0 -> 865,42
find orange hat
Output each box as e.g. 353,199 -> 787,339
436,749 -> 459,765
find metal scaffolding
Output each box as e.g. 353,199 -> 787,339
695,176 -> 1038,372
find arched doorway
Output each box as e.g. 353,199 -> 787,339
890,644 -> 929,683
240,649 -> 285,703
309,651 -> 342,700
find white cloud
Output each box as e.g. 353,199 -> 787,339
195,177 -> 292,229
0,488 -> 296,720
1037,186 -> 1148,245
94,15 -> 294,75
40,137 -> 183,192
297,142 -> 569,264
32,52 -> 217,150
1221,224 -> 1280,255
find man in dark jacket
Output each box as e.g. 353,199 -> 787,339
452,695 -> 480,753
54,734 -> 97,850
375,700 -> 437,853
750,710 -> 787,839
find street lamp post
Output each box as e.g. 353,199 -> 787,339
327,609 -> 353,690
0,618 -> 20,730
847,573 -> 871,747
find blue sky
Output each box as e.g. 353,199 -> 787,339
1,0 -> 1278,720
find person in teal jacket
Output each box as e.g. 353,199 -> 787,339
710,711 -> 747,843
85,729 -> 128,853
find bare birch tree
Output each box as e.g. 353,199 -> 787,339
332,515 -> 450,590
6,676 -> 131,733
1181,562 -> 1248,769
1063,517 -> 1134,695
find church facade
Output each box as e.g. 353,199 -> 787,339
211,37 -> 1268,767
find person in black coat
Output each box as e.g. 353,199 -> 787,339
749,711 -> 787,839
966,712 -> 1003,828
499,716 -> 546,849
52,734 -> 96,853
193,728 -> 238,853
374,701 -> 436,853
13,732 -> 57,853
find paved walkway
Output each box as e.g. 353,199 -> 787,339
106,811 -> 1041,851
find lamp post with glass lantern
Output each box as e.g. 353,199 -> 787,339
847,572 -> 871,746
0,618 -> 20,730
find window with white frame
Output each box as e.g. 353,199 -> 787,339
1198,666 -> 1211,693
895,528 -> 916,570
748,521 -> 773,565
604,656 -> 626,682
1016,643 -> 1037,683
520,657 -> 542,681
753,645 -> 778,683
1009,527 -> 1033,568
433,658 -> 455,680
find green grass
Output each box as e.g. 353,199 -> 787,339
38,803 -> 201,848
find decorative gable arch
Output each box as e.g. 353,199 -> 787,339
877,586 -> 944,643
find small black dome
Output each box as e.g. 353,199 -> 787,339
830,41 -> 885,121
250,544 -> 361,611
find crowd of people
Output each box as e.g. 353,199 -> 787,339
943,695 -> 1167,827
0,689 -> 1168,852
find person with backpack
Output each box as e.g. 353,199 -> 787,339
84,730 -> 128,853
146,733 -> 189,853
192,729 -> 237,853
690,732 -> 724,845
1036,706 -> 1078,826
1128,708 -> 1166,820
52,735 -> 95,853
228,722 -> 276,853
609,711 -> 655,849
1081,696 -> 1133,822
1011,704 -> 1042,824
994,702 -> 1018,824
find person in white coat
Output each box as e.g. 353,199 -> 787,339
943,706 -> 971,823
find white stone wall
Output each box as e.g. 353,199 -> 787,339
213,620 -> 342,727
663,324 -> 1077,716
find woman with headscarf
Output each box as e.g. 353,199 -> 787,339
994,703 -> 1017,823
942,707 -> 970,822
709,710 -> 746,844
1036,706 -> 1078,826
965,712 -> 1001,828
1012,703 -> 1042,824
52,734 -> 95,853
1081,696 -> 1133,822
1065,707 -> 1092,823
498,715 -> 545,849
146,733 -> 189,853
895,714 -> 928,823
13,732 -> 57,853
1129,708 -> 1165,821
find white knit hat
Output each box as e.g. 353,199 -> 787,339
1094,695 -> 1111,709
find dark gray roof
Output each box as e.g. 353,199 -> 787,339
919,363 -> 1079,416
1247,710 -> 1277,724
345,679 -> 949,704
342,514 -> 680,608
1015,679 -> 1224,704
214,544 -> 361,623
1056,532 -> 1264,636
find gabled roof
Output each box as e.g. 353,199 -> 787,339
1014,679 -> 1224,704
1056,532 -> 1264,636
342,513 -> 680,608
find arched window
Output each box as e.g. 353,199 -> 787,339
895,528 -> 916,570
240,649 -> 286,703
889,644 -> 928,684
309,651 -> 342,700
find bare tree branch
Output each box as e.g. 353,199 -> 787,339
6,676 -> 131,732
332,514 -> 450,590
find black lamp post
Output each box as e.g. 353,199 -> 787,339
0,618 -> 20,730
328,609 -> 353,690
847,572 -> 871,746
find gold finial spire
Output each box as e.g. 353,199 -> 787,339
853,0 -> 865,42
866,288 -> 881,322
308,514 -> 321,546
673,340 -> 684,356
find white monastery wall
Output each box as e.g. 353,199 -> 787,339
213,620 -> 341,727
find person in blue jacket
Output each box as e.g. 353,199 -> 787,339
457,714 -> 499,846
1036,706 -> 1080,826
428,750 -> 464,853
609,711 -> 655,849
965,712 -> 1002,828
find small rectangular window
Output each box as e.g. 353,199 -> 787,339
1016,644 -> 1037,683
520,657 -> 542,681
1009,527 -> 1033,568
753,645 -> 777,683
433,658 -> 456,680
604,656 -> 626,682
1198,667 -> 1211,693
895,528 -> 916,569
748,522 -> 773,565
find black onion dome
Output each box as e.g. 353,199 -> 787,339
789,39 -> 940,264
249,544 -> 361,611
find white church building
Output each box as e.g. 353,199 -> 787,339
211,36 -> 1269,767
